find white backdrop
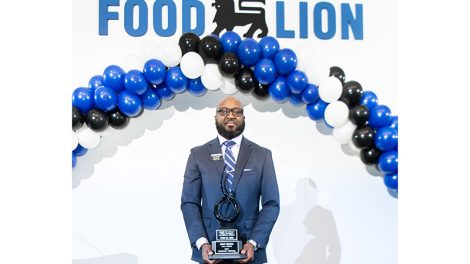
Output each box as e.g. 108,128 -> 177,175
73,1 -> 397,263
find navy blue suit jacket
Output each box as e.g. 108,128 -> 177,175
181,137 -> 280,264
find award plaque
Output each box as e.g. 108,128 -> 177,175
209,170 -> 247,260
209,228 -> 245,260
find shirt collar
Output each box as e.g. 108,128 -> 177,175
218,134 -> 243,147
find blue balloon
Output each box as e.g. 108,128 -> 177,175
301,84 -> 319,104
374,127 -> 398,151
390,116 -> 398,131
188,78 -> 207,97
73,144 -> 88,157
72,151 -> 77,168
254,59 -> 277,85
166,67 -> 188,93
378,150 -> 398,174
268,76 -> 291,103
289,93 -> 304,106
72,87 -> 94,113
124,70 -> 149,95
220,31 -> 242,53
103,65 -> 125,92
143,59 -> 166,85
274,48 -> 297,76
306,99 -> 328,121
384,172 -> 398,190
259,36 -> 280,59
94,86 -> 117,112
156,84 -> 175,101
118,90 -> 142,117
88,75 -> 103,91
361,91 -> 378,109
287,70 -> 308,94
369,105 -> 392,128
237,38 -> 261,67
140,87 -> 161,110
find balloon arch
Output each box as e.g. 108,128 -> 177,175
72,32 -> 398,196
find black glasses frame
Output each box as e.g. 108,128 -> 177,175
216,107 -> 244,117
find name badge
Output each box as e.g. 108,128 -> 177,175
211,153 -> 223,161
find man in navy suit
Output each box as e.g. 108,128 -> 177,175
181,96 -> 280,264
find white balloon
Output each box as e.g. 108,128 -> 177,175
77,128 -> 101,149
72,132 -> 79,151
348,140 -> 362,155
318,76 -> 343,103
180,52 -> 205,79
332,121 -> 357,144
158,40 -> 182,67
324,101 -> 349,128
220,78 -> 238,94
201,64 -> 223,90
305,59 -> 330,86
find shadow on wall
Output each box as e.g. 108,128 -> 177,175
72,89 -> 320,189
272,177 -> 341,263
73,253 -> 138,264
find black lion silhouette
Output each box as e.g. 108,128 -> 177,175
212,0 -> 268,38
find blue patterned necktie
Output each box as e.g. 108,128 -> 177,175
223,140 -> 236,192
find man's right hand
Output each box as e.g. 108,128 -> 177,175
201,243 -> 221,264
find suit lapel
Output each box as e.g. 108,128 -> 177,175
233,137 -> 253,191
206,138 -> 225,177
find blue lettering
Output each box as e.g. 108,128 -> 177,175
99,0 -> 119,35
341,4 -> 363,40
314,2 -> 336,40
124,0 -> 148,37
182,0 -> 205,36
276,2 -> 295,38
153,0 -> 177,37
299,2 -> 308,39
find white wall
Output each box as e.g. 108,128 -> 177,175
73,1 -> 397,263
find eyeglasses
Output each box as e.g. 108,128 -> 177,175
216,107 -> 244,117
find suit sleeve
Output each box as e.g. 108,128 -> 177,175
249,149 -> 280,248
180,149 -> 207,248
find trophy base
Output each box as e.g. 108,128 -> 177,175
209,253 -> 246,260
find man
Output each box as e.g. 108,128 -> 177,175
181,96 -> 280,264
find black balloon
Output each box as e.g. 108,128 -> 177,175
349,105 -> 370,126
218,52 -> 240,78
360,147 -> 382,165
330,66 -> 346,84
179,32 -> 200,55
86,109 -> 109,132
109,109 -> 129,129
72,107 -> 85,131
352,126 -> 375,149
198,35 -> 222,63
252,82 -> 269,100
340,81 -> 363,108
235,68 -> 256,93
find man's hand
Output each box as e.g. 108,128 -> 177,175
237,242 -> 254,263
201,243 -> 221,264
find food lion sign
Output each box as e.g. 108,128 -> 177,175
99,0 -> 364,40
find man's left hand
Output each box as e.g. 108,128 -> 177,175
237,242 -> 254,263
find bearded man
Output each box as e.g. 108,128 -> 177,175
181,96 -> 280,264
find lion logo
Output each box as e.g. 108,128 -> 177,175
212,0 -> 269,38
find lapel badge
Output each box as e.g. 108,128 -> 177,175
211,153 -> 223,161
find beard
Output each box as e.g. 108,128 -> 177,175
215,119 -> 245,140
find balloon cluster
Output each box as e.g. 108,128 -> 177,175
72,32 -> 398,195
